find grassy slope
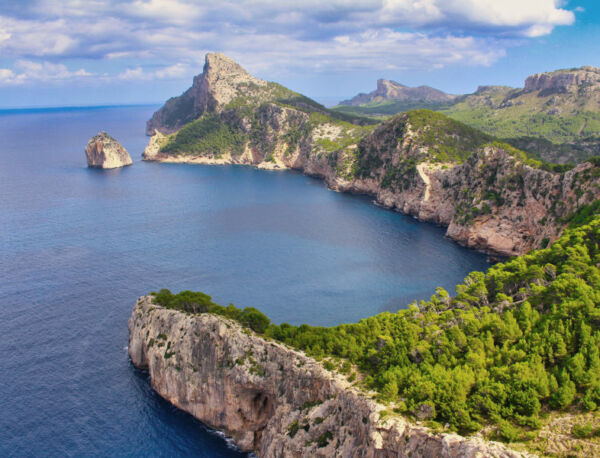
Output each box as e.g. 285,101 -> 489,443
331,83 -> 600,164
160,81 -> 377,156
332,99 -> 455,117
441,87 -> 600,143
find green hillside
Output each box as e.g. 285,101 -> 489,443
153,202 -> 600,453
331,67 -> 600,164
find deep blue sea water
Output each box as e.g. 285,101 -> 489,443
0,106 -> 490,457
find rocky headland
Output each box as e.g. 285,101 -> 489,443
129,295 -> 527,457
85,131 -> 132,169
142,53 -> 600,257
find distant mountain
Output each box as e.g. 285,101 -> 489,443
340,79 -> 456,106
333,79 -> 457,116
333,67 -> 600,163
441,66 -> 600,162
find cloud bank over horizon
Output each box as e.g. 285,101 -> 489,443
0,0 -> 578,90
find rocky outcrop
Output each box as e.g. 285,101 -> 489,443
144,110 -> 600,256
524,66 -> 600,94
146,53 -> 268,135
129,296 -> 528,457
85,132 -> 132,169
340,79 -> 456,106
142,54 -> 600,256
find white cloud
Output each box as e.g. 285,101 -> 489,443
123,0 -> 205,24
0,0 -> 577,85
0,60 -> 92,85
380,0 -> 574,35
117,62 -> 190,81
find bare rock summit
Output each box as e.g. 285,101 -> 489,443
340,79 -> 456,106
146,52 -> 267,135
85,132 -> 132,169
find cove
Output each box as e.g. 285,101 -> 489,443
0,106 -> 488,456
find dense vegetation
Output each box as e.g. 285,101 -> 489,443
159,80 -> 375,157
161,114 -> 247,156
404,110 -> 492,163
154,210 -> 600,443
152,289 -> 271,334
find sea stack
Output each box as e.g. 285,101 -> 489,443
85,132 -> 133,169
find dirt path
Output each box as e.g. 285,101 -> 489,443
417,163 -> 431,201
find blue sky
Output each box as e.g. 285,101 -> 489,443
0,0 -> 598,108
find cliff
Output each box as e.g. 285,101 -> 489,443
85,131 -> 132,169
524,66 -> 600,94
144,89 -> 600,256
340,79 -> 456,106
146,53 -> 271,135
129,295 -> 527,457
441,66 -> 600,160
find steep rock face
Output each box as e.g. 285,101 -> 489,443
85,132 -> 132,169
145,107 -> 600,256
329,141 -> 600,256
146,53 -> 268,135
341,79 -> 455,106
524,66 -> 600,94
143,54 -> 600,256
129,296 -> 527,457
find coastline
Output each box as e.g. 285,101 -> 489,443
129,295 -> 528,457
143,151 -> 514,258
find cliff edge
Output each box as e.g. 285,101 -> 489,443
129,295 -> 527,457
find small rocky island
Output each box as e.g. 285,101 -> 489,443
85,132 -> 132,169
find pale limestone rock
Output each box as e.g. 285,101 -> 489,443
85,132 -> 132,169
129,296 -> 531,457
524,67 -> 600,93
146,53 -> 267,135
142,130 -> 168,161
340,79 -> 456,106
141,55 -> 600,257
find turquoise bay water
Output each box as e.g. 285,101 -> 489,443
0,106 -> 489,456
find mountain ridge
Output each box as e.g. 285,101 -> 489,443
340,78 -> 456,107
142,53 -> 600,257
333,66 -> 600,163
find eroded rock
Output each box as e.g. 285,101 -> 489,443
129,296 -> 530,457
85,132 -> 132,169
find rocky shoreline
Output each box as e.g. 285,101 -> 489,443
129,296 -> 529,457
141,54 -> 600,258
144,135 -> 600,258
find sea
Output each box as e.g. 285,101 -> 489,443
0,105 -> 490,457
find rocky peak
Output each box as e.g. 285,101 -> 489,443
524,66 -> 600,93
375,78 -> 406,97
341,79 -> 455,106
146,52 -> 267,135
193,52 -> 267,110
85,131 -> 132,169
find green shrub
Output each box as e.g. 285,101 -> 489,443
572,423 -> 594,438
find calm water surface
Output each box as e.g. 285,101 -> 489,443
0,106 -> 489,456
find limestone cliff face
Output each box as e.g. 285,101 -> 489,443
329,128 -> 600,256
144,108 -> 600,256
85,132 -> 132,169
129,296 -> 528,457
524,66 -> 600,94
142,54 -> 600,256
146,53 -> 269,135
